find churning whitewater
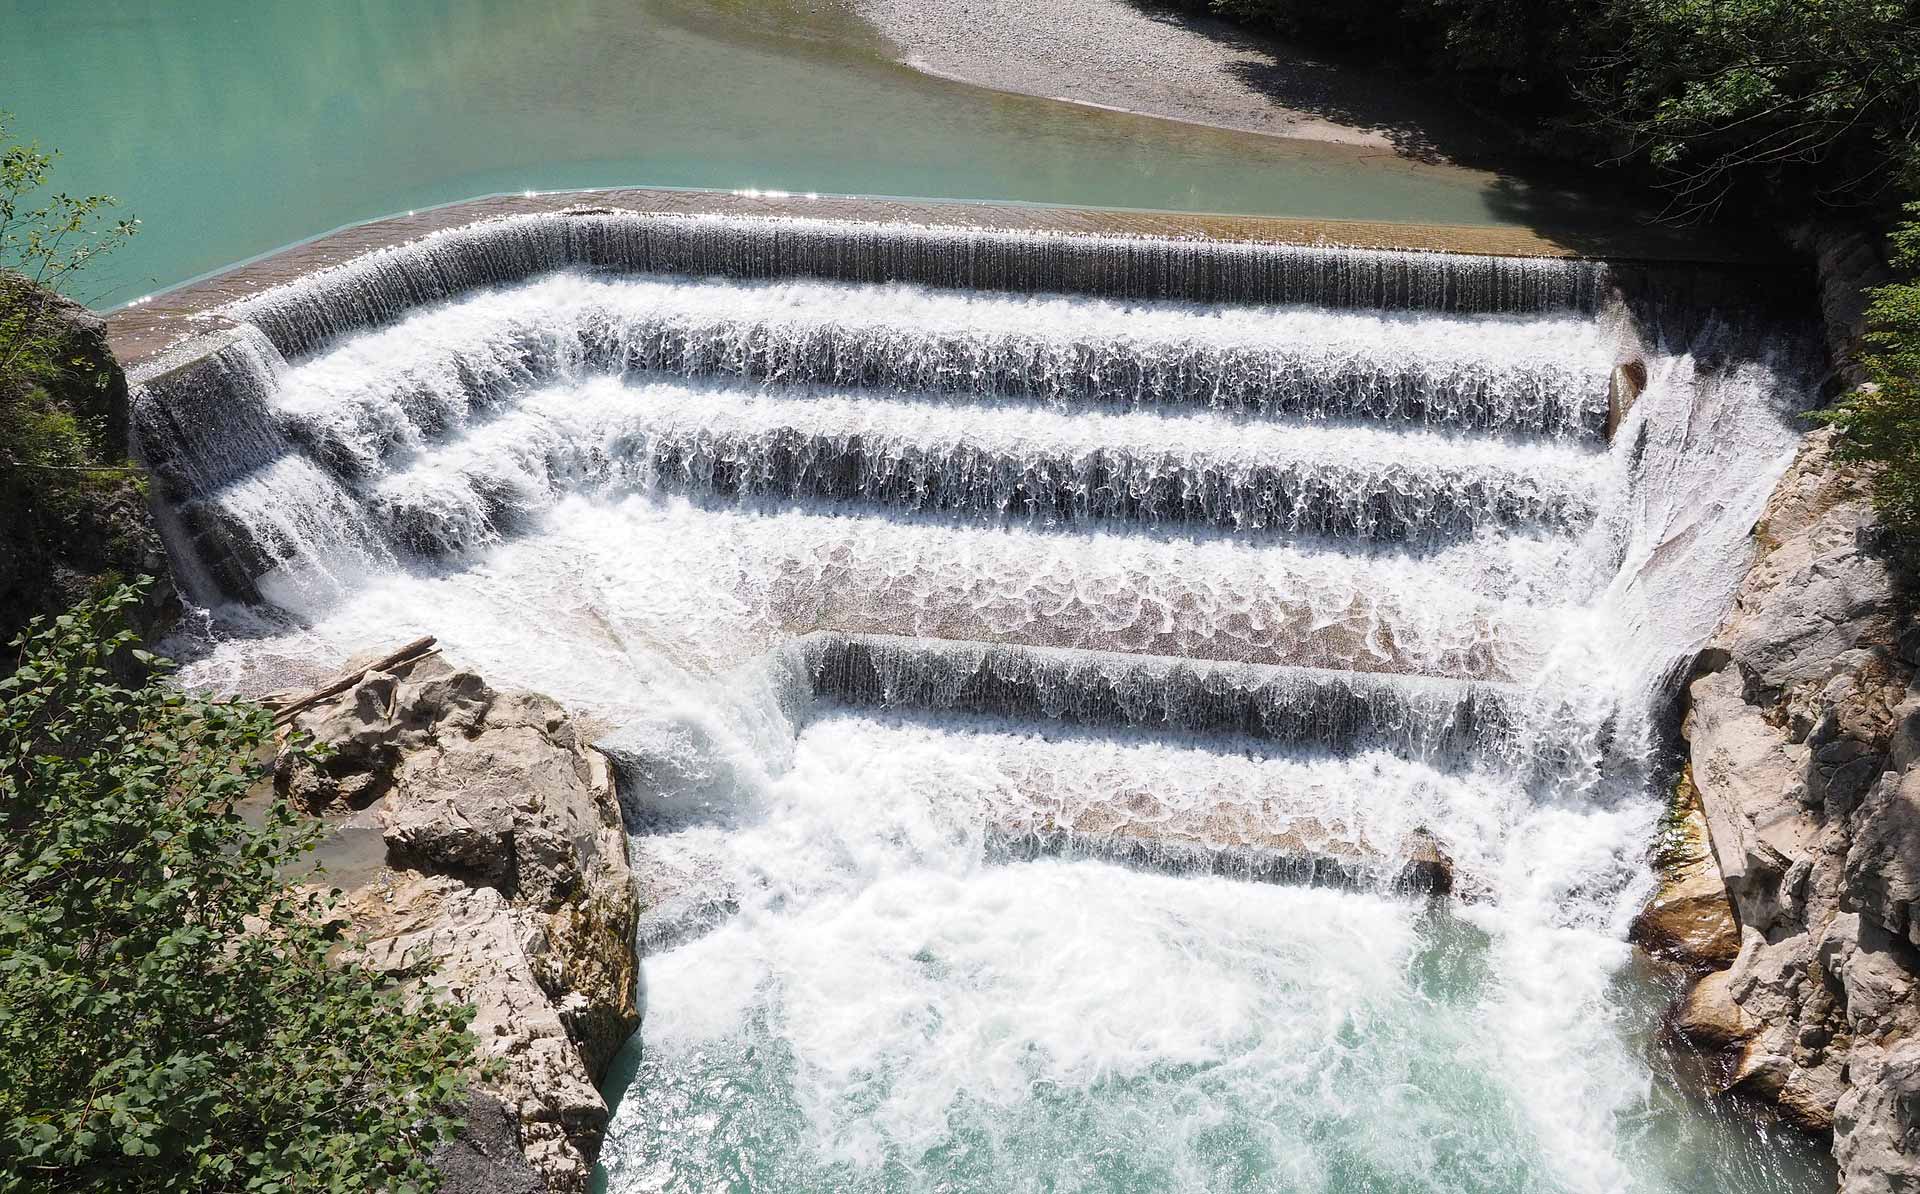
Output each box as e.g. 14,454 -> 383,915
140,212 -> 1833,1192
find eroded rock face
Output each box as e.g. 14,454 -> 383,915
1849,759 -> 1920,948
278,653 -> 639,1194
1632,770 -> 1741,967
1790,223 -> 1891,390
1671,428 -> 1920,1189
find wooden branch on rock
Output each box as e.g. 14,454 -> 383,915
269,635 -> 438,726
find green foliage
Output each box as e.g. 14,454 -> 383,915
0,582 -> 480,1193
0,109 -> 138,342
1197,0 -> 1407,45
1188,0 -> 1606,103
1172,0 -> 1920,549
1,106 -> 137,474
1167,0 -> 1920,218
1586,0 -> 1920,218
1818,204 -> 1920,540
1426,0 -> 1605,98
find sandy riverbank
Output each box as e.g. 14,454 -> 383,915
852,0 -> 1493,160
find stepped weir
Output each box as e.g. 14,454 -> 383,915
120,190 -> 1831,1193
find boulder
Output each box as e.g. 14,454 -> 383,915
0,271 -> 177,653
431,1097 -> 546,1194
279,651 -> 639,1194
1606,360 -> 1647,441
1674,967 -> 1752,1047
1632,770 -> 1740,966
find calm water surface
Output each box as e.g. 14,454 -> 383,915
6,0 -> 1543,304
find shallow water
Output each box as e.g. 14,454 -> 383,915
11,0 -> 1545,305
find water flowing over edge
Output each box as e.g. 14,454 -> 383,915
128,214 -> 1835,1193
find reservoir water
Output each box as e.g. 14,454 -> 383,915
134,210 -> 1836,1191
11,0 -> 1560,307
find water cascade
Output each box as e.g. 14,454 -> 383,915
140,212 -> 1832,1192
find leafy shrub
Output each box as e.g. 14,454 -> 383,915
1161,0 -> 1920,217
0,114 -> 160,646
0,582 -> 480,1193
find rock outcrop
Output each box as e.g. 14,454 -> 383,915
1790,224 -> 1891,390
275,650 -> 639,1194
1631,769 -> 1741,968
0,271 -> 176,652
1669,428 -> 1920,1191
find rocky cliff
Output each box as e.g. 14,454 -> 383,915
0,272 -> 175,652
1663,428 -> 1920,1192
274,649 -> 640,1194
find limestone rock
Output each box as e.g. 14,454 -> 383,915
280,653 -> 639,1194
1790,222 -> 1890,389
1632,771 -> 1740,967
1848,765 -> 1920,947
346,877 -> 609,1185
1834,1041 -> 1920,1194
1828,915 -> 1918,1033
1719,429 -> 1897,700
1722,935 -> 1850,1133
1687,666 -> 1820,937
1829,915 -> 1920,1193
1674,967 -> 1751,1048
1673,426 -> 1920,1191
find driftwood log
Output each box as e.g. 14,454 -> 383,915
266,636 -> 438,727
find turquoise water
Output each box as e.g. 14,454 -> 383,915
5,0 -> 1539,305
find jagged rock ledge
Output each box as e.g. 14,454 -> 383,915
269,647 -> 640,1194
1651,428 -> 1920,1193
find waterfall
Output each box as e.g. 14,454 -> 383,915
144,213 -> 1833,1193
228,211 -> 1612,356
795,633 -> 1603,782
132,325 -> 292,498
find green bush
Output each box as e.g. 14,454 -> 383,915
1,109 -> 137,484
1166,0 -> 1920,551
1164,0 -> 1920,217
0,582 -> 480,1193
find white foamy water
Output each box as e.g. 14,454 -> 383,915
263,269 -> 1615,438
596,713 -> 1828,1193
149,258 -> 1830,1193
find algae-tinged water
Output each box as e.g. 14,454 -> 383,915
8,0 -> 1538,306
